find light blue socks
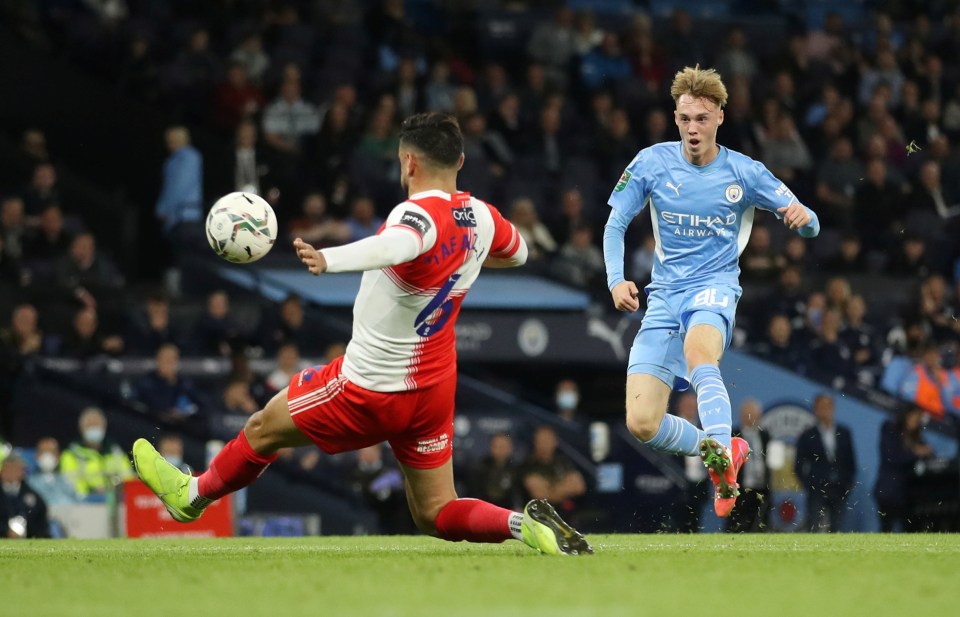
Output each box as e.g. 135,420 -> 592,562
690,364 -> 732,450
643,412 -> 704,457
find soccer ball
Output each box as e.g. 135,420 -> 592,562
205,192 -> 278,263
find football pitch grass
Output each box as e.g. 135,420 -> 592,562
3,534 -> 959,617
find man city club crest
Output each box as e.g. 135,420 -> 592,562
725,184 -> 744,203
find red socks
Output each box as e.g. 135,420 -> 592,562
198,430 -> 278,501
434,498 -> 515,543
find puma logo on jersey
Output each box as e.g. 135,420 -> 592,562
665,181 -> 682,196
399,211 -> 432,236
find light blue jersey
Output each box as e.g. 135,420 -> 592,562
604,141 -> 819,293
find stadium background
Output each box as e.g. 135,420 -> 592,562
1,0 -> 959,539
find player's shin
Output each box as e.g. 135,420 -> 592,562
641,413 -> 704,456
690,364 -> 732,450
195,429 -> 278,502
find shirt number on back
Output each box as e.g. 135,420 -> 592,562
692,289 -> 729,308
415,274 -> 461,337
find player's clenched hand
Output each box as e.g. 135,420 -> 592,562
293,237 -> 327,275
611,280 -> 640,313
777,203 -> 811,230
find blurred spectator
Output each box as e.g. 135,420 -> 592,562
1,196 -> 28,262
909,160 -> 960,233
758,114 -> 813,184
753,313 -> 809,374
550,223 -> 604,289
824,232 -> 868,274
815,138 -> 862,228
230,33 -> 270,85
344,196 -> 383,242
0,304 -> 44,357
859,49 -> 905,106
674,392 -> 709,533
757,266 -> 808,331
262,76 -> 321,155
20,128 -> 49,163
424,61 -> 456,113
469,433 -> 520,510
740,225 -> 780,281
549,188 -> 590,248
27,437 -> 79,506
522,104 -> 566,175
0,235 -> 24,288
157,434 -> 191,474
917,275 -> 960,343
527,7 -> 575,88
255,293 -> 327,355
795,394 -> 856,533
596,107 -> 637,181
824,277 -> 852,313
0,454 -> 49,538
715,27 -> 757,83
287,192 -> 350,247
553,379 -> 586,425
509,198 -> 556,264
580,33 -> 630,93
208,378 -> 260,442
118,35 -> 160,103
59,407 -> 134,500
323,341 -> 346,364
155,126 -> 203,245
807,308 -> 855,388
189,290 -> 244,356
841,295 -> 878,377
781,235 -> 811,271
854,158 -> 904,252
391,57 -> 423,120
874,406 -> 934,532
728,399 -> 771,533
23,205 -> 71,263
520,425 -> 586,520
212,61 -> 265,132
262,341 -> 303,397
124,291 -> 178,355
571,10 -> 603,57
133,344 -> 203,422
887,233 -> 931,278
313,103 -> 360,196
349,444 -> 410,535
21,163 -> 60,218
899,343 -> 959,420
58,306 -> 124,359
54,232 -> 124,304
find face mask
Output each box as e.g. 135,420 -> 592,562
164,456 -> 183,469
557,391 -> 579,411
83,427 -> 106,445
37,453 -> 58,473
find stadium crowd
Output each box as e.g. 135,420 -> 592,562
2,1 -> 960,535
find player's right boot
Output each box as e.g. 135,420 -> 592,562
132,438 -> 206,523
521,499 -> 593,556
700,437 -> 751,517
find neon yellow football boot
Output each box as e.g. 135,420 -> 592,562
521,499 -> 593,556
131,438 -> 206,523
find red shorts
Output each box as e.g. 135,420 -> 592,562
286,356 -> 454,469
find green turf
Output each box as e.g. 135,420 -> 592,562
2,534 -> 959,617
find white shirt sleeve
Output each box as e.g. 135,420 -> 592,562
320,203 -> 437,273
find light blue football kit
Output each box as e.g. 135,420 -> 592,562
604,141 -> 820,454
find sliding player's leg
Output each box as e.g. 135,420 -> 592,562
132,387 -> 310,522
399,459 -> 592,556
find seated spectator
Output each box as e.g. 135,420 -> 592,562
553,379 -> 587,425
509,198 -> 556,263
349,444 -> 410,535
286,192 -> 350,247
0,304 -> 44,357
188,290 -> 245,357
840,295 -> 878,379
815,138 -> 862,228
230,33 -> 270,85
808,308 -> 856,388
27,437 -> 79,506
22,205 -> 71,264
551,224 -> 605,289
1,196 -> 28,262
899,343 -> 959,420
887,233 -> 931,278
580,32 -> 630,92
262,76 -> 321,155
824,276 -> 852,314
753,313 -> 808,374
918,275 -> 960,344
548,188 -> 590,248
0,454 -> 49,538
59,407 -> 134,501
255,294 -> 327,355
344,196 -> 384,242
874,406 -> 934,532
124,291 -> 179,355
781,235 -> 811,271
262,341 -> 304,398
212,61 -> 265,132
740,225 -> 781,281
133,344 -> 204,422
824,232 -> 868,274
520,425 -> 586,520
469,433 -> 520,510
21,163 -> 60,218
58,306 -> 124,359
0,235 -> 24,288
157,434 -> 191,474
54,232 -> 124,303
854,158 -> 904,253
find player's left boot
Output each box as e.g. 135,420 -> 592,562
132,438 -> 207,523
701,437 -> 751,517
521,499 -> 593,556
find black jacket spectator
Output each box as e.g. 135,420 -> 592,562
1,456 -> 50,539
795,394 -> 856,532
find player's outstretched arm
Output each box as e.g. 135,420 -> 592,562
484,234 -> 528,268
294,227 -> 423,275
294,238 -> 327,274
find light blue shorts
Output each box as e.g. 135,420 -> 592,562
627,284 -> 741,389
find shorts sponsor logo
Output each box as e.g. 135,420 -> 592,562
416,433 -> 449,454
725,184 -> 744,203
614,170 -> 632,192
451,207 -> 477,227
399,211 -> 432,236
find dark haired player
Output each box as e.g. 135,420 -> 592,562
133,113 -> 592,556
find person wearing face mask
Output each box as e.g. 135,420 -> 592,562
157,434 -> 191,474
554,379 -> 586,425
0,454 -> 50,538
59,407 -> 134,501
26,437 -> 78,506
